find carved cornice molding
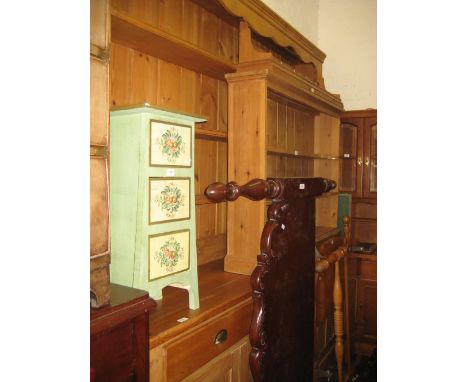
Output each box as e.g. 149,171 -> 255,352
217,0 -> 326,64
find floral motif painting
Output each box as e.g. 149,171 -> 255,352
150,120 -> 192,167
149,230 -> 190,280
149,178 -> 190,224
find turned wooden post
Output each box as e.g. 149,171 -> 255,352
342,215 -> 352,378
333,251 -> 345,382
315,215 -> 350,382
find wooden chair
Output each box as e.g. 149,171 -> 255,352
315,216 -> 351,382
205,177 -> 336,382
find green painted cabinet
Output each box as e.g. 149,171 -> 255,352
110,106 -> 205,309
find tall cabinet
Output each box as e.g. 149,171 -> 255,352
340,110 -> 377,357
340,109 -> 377,243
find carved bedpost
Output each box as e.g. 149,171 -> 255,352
204,178 -> 281,202
206,177 -> 336,382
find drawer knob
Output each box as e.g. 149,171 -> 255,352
214,329 -> 228,345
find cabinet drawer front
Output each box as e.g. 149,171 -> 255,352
166,301 -> 252,382
352,202 -> 376,219
360,260 -> 377,280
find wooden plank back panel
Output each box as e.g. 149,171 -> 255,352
200,74 -> 219,131
182,0 -> 200,45
111,0 -> 239,64
158,60 -> 183,109
158,0 -> 184,36
180,68 -> 201,115
132,49 -> 159,105
316,195 -> 338,228
314,159 -> 339,186
277,102 -> 287,151
195,139 -> 218,195
266,98 -> 277,149
266,93 -> 316,156
314,113 -> 340,157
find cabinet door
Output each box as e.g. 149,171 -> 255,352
356,279 -> 377,342
339,118 -> 363,197
181,336 -> 253,382
362,117 -> 377,198
182,351 -> 234,382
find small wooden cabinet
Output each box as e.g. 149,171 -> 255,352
347,253 -> 377,356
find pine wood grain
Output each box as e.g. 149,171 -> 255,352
91,0 -> 109,49
199,74 -> 218,131
90,157 -> 110,256
226,75 -> 267,274
111,10 -> 236,80
90,56 -> 109,146
148,260 -> 251,347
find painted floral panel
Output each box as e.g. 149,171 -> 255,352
149,178 -> 190,223
149,230 -> 190,280
150,120 -> 192,167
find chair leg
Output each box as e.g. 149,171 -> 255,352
333,261 -> 344,382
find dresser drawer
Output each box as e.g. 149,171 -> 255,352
165,300 -> 252,382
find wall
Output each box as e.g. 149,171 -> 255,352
260,0 -> 319,44
261,0 -> 376,110
317,0 -> 376,110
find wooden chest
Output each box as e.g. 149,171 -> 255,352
90,284 -> 156,381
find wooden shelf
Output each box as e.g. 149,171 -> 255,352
267,147 -> 339,160
267,147 -> 314,159
111,10 -> 237,80
195,127 -> 228,141
314,154 -> 339,160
